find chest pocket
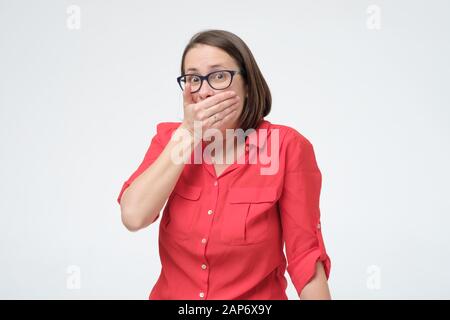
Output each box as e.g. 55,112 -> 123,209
221,186 -> 278,245
165,182 -> 202,240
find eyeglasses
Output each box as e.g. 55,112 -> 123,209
177,70 -> 242,93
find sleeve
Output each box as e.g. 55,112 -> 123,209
278,131 -> 331,298
116,123 -> 166,205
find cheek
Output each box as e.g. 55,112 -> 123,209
237,95 -> 246,113
237,100 -> 245,114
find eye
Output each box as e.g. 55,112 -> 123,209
211,71 -> 228,82
186,75 -> 200,83
214,72 -> 224,79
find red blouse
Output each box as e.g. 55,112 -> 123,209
117,119 -> 331,300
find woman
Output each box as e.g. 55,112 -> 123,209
117,30 -> 331,300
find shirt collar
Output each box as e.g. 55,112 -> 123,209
245,119 -> 271,150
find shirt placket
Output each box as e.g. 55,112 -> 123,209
196,173 -> 219,300
196,140 -> 253,300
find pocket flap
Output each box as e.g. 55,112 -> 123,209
173,182 -> 202,200
228,186 -> 277,204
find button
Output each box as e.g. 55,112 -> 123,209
201,238 -> 207,244
201,264 -> 207,270
199,292 -> 205,299
245,146 -> 249,152
207,209 -> 214,215
317,223 -> 321,229
213,181 -> 218,186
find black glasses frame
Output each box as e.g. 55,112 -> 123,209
177,70 -> 241,93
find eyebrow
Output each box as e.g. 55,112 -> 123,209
185,64 -> 227,73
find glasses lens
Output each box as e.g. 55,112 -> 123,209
208,71 -> 232,90
180,75 -> 201,92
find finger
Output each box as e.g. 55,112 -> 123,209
210,106 -> 238,129
206,99 -> 239,127
203,95 -> 240,120
198,90 -> 237,110
216,99 -> 240,120
183,81 -> 194,105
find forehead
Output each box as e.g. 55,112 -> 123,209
184,44 -> 236,72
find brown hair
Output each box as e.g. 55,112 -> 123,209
180,29 -> 271,131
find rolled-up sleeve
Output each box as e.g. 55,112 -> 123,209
116,124 -> 165,205
278,131 -> 331,297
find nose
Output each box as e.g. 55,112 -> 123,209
197,78 -> 215,100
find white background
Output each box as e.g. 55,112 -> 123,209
1,0 -> 449,299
